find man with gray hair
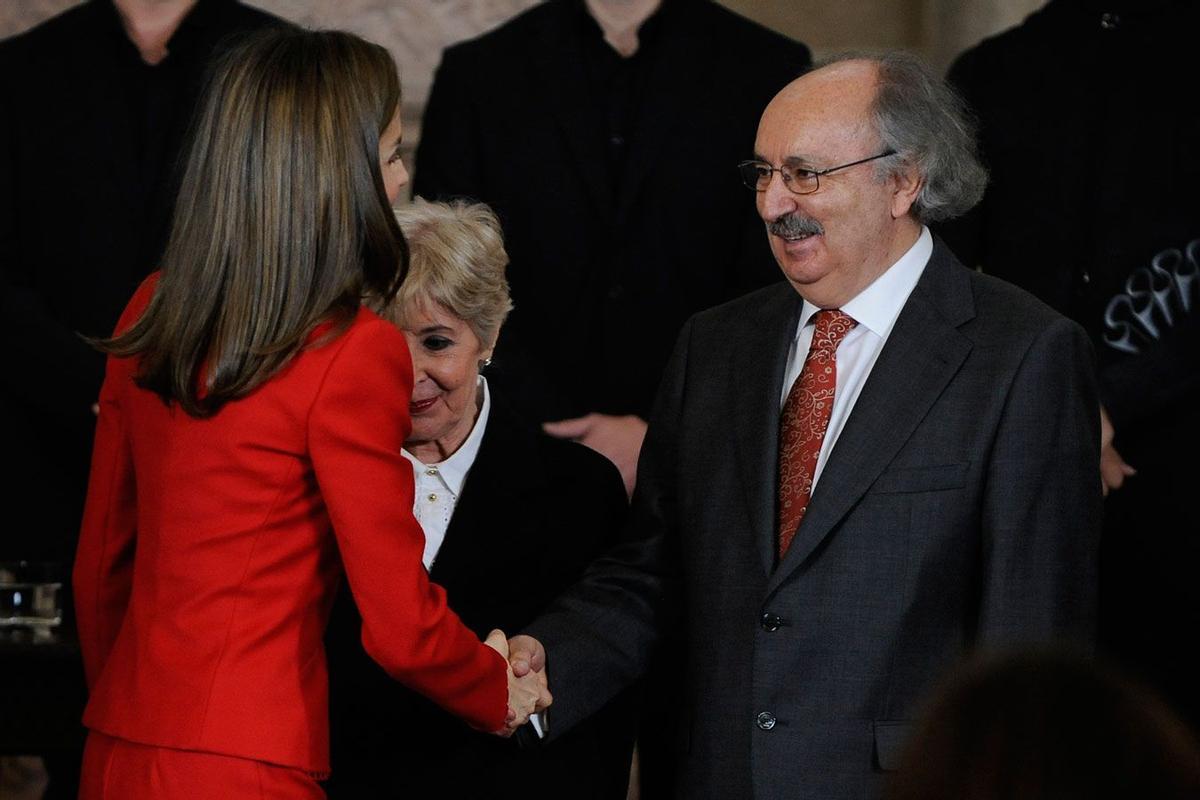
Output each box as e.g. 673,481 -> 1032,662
509,54 -> 1101,799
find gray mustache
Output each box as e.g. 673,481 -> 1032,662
768,214 -> 824,239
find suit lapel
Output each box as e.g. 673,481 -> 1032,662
730,285 -> 803,579
766,242 -> 976,598
429,402 -> 544,588
527,4 -> 614,218
614,3 -> 715,225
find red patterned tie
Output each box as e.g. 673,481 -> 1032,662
777,309 -> 857,559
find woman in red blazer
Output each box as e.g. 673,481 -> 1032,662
72,29 -> 545,798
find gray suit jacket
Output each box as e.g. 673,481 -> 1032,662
527,239 -> 1102,799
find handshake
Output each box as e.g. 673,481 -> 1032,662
484,631 -> 550,737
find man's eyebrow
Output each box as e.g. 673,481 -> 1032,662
752,153 -> 818,167
781,154 -> 817,168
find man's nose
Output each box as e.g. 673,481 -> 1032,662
758,170 -> 797,223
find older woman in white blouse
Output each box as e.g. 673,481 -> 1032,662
324,200 -> 637,800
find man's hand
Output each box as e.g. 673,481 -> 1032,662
1100,405 -> 1136,496
543,413 -> 647,497
484,629 -> 552,736
507,634 -> 547,679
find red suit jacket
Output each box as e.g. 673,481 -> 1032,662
73,275 -> 507,774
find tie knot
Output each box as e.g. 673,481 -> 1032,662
812,309 -> 856,350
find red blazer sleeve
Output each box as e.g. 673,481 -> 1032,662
309,317 -> 508,732
73,273 -> 159,689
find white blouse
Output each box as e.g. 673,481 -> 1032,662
402,376 -> 491,571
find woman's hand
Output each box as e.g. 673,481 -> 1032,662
484,629 -> 552,736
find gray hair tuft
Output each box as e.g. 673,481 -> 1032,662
824,51 -> 987,223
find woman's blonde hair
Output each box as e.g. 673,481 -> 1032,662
376,200 -> 513,347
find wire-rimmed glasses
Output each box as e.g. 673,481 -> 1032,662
737,150 -> 895,195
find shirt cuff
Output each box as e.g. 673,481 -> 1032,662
529,710 -> 549,739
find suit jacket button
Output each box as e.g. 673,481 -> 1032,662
760,612 -> 783,632
756,711 -> 777,731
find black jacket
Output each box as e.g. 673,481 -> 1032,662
939,0 -> 1200,448
938,0 -> 1200,730
324,395 -> 634,799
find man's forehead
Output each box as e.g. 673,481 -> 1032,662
754,106 -> 874,160
753,65 -> 878,155
784,59 -> 880,99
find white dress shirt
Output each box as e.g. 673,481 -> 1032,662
403,376 -> 491,571
780,226 -> 933,490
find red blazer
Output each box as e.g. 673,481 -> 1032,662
73,275 -> 507,774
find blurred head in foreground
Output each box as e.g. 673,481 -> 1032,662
887,650 -> 1200,800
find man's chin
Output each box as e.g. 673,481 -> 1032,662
773,239 -> 827,280
781,269 -> 847,308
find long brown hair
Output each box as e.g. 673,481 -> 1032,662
101,28 -> 408,416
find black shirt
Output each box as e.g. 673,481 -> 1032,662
577,0 -> 670,193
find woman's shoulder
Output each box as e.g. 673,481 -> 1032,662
113,271 -> 162,335
281,306 -> 412,401
310,306 -> 407,359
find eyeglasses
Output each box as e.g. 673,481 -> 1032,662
737,151 -> 896,195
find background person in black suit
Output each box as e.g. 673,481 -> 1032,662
324,201 -> 634,800
413,0 -> 811,493
0,2 -> 283,796
0,0 -> 284,565
938,0 -> 1200,734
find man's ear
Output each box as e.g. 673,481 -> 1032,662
890,162 -> 923,219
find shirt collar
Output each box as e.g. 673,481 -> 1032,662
99,0 -> 222,64
575,0 -> 673,52
403,376 -> 491,496
796,226 -> 933,340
